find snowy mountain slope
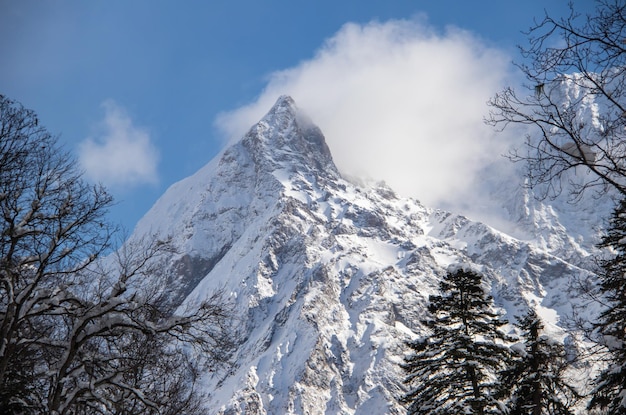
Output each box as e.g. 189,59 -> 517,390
486,73 -> 617,262
129,96 -> 601,414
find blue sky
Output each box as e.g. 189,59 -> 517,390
0,1 -> 596,231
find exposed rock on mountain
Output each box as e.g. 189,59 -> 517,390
130,96 -> 599,414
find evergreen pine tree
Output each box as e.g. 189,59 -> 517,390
589,198 -> 626,414
401,267 -> 511,415
501,309 -> 579,415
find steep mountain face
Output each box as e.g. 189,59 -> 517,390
131,96 -> 599,414
488,73 -> 616,264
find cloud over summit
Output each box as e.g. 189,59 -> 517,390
216,18 -> 518,213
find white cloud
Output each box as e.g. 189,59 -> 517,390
216,18 -> 521,222
79,100 -> 159,189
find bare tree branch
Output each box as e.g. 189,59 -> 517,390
487,0 -> 626,200
0,95 -> 235,415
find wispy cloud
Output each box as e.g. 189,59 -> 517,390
216,18 -> 521,224
79,100 -> 159,189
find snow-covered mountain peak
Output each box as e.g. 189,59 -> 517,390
126,94 -> 604,414
242,95 -> 337,177
259,94 -> 298,125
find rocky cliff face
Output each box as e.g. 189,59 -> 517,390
129,96 -> 599,414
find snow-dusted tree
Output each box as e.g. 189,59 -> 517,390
588,198 -> 626,414
401,267 -> 512,415
500,309 -> 580,415
487,0 -> 626,200
0,95 -> 233,414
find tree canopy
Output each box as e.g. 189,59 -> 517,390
0,95 -> 234,414
501,310 -> 580,415
487,0 -> 626,200
402,267 -> 511,415
587,198 -> 626,414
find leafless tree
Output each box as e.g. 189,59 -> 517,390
0,95 -> 234,414
487,0 -> 626,200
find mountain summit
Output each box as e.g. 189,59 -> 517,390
130,96 -> 595,414
243,95 -> 336,174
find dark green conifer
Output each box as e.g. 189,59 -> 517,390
501,309 -> 579,415
401,267 -> 511,415
589,198 -> 626,414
